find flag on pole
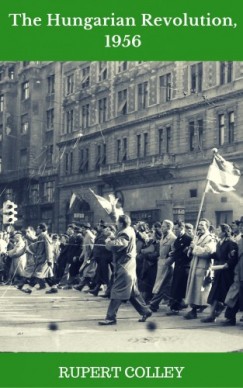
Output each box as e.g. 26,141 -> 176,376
69,193 -> 77,209
89,189 -> 124,220
89,189 -> 112,214
206,151 -> 241,193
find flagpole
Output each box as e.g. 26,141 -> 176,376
194,148 -> 218,233
194,180 -> 210,234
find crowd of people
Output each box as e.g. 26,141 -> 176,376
0,215 -> 243,327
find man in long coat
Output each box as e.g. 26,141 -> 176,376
166,221 -> 192,315
26,223 -> 54,290
184,218 -> 216,319
149,220 -> 176,312
98,215 -> 152,325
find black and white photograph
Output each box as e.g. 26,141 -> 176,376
0,61 -> 243,352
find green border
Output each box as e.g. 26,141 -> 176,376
0,0 -> 243,60
1,1 -> 243,388
0,352 -> 242,387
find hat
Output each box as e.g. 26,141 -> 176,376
38,223 -> 48,232
74,226 -> 82,233
67,223 -> 76,230
153,222 -> 162,228
83,222 -> 91,229
61,233 -> 69,240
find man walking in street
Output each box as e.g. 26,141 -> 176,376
149,220 -> 176,312
98,215 -> 152,325
184,219 -> 216,319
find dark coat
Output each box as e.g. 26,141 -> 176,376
169,233 -> 192,306
139,239 -> 160,293
225,237 -> 243,310
106,226 -> 136,300
208,238 -> 238,304
31,232 -> 53,279
69,233 -> 83,277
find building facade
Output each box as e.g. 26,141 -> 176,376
1,61 -> 243,231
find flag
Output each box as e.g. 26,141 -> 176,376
89,189 -> 124,219
206,152 -> 241,193
89,189 -> 112,214
69,193 -> 77,209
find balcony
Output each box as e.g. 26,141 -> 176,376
99,154 -> 176,176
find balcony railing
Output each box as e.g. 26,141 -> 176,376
99,154 -> 176,176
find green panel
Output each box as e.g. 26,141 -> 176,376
0,352 -> 242,387
0,0 -> 242,60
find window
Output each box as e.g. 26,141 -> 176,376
29,183 -> 39,204
46,145 -> 54,165
197,119 -> 203,149
118,61 -> 128,73
21,81 -> 30,100
189,120 -> 203,151
47,75 -> 55,94
98,97 -> 107,123
158,128 -> 163,154
0,95 -> 4,112
0,125 -> 3,142
144,133 -> 148,157
98,62 -> 108,82
218,114 -> 225,146
43,181 -> 55,202
46,109 -> 54,130
66,109 -> 74,133
137,134 -> 141,158
228,111 -> 234,144
8,66 -> 15,80
0,68 -> 4,81
166,127 -> 171,153
79,148 -> 89,172
81,66 -> 90,89
220,62 -> 233,85
64,152 -> 73,175
159,73 -> 171,102
190,63 -> 203,93
66,74 -> 74,95
122,138 -> 127,161
95,143 -> 106,169
20,149 -> 28,167
190,189 -> 198,198
189,122 -> 195,151
138,82 -> 148,110
116,137 -> 128,162
81,104 -> 90,129
117,139 -> 121,162
117,89 -> 127,115
0,156 -> 2,173
20,114 -> 29,135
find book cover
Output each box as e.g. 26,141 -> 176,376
0,1 -> 243,387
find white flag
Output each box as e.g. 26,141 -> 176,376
206,152 -> 240,193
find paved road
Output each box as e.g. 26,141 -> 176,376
0,285 -> 243,352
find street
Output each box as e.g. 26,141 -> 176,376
0,285 -> 243,353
